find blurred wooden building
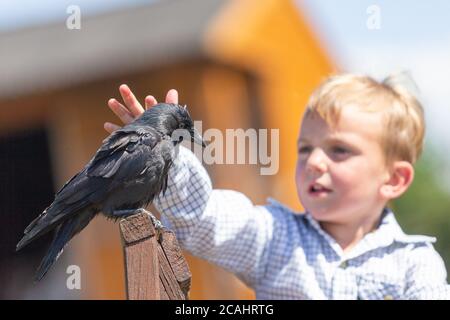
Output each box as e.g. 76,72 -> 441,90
0,0 -> 333,299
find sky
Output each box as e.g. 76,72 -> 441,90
1,0 -> 449,157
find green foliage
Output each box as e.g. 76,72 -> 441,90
392,147 -> 450,278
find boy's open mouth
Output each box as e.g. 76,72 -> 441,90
308,183 -> 332,197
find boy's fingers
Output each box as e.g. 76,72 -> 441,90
104,122 -> 121,134
165,89 -> 179,104
119,84 -> 145,117
108,98 -> 135,124
145,95 -> 158,110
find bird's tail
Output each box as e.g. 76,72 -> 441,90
34,209 -> 96,282
16,200 -> 88,252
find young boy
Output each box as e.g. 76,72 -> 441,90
104,74 -> 449,299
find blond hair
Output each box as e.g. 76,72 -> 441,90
305,73 -> 425,164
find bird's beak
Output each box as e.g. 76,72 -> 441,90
191,128 -> 206,148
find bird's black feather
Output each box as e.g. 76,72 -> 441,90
16,103 -> 203,280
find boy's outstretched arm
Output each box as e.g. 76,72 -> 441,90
153,145 -> 280,287
105,86 -> 282,288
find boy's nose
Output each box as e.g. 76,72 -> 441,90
306,149 -> 328,175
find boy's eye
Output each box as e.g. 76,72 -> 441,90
298,146 -> 312,154
329,146 -> 353,161
331,146 -> 349,154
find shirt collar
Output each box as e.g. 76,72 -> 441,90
304,207 -> 437,260
267,199 -> 436,260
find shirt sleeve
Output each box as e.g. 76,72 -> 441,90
404,242 -> 450,299
153,145 -> 278,287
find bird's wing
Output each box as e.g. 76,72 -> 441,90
17,128 -> 163,250
86,127 -> 161,179
52,127 -> 160,205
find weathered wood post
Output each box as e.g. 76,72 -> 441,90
119,211 -> 191,300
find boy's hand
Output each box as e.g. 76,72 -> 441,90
104,84 -> 179,134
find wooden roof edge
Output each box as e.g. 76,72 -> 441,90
0,0 -> 225,99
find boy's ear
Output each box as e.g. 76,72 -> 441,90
380,161 -> 414,200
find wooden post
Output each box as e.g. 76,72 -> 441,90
119,211 -> 192,300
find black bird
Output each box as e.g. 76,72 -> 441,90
16,103 -> 205,281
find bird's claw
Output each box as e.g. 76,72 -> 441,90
136,208 -> 164,231
148,213 -> 164,230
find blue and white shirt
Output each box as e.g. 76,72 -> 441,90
154,146 -> 450,300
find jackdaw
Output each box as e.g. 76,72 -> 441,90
16,103 -> 204,281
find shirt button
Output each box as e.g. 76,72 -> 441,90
384,295 -> 394,300
339,260 -> 348,269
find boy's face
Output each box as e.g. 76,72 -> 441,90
296,105 -> 390,224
